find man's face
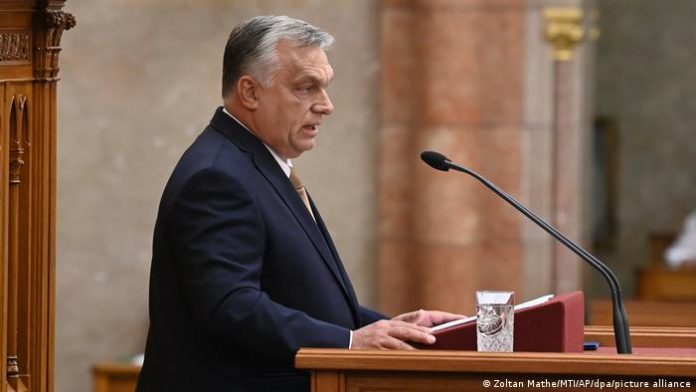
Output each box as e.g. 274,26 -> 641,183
252,40 -> 334,160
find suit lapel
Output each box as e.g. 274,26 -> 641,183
209,108 -> 357,316
308,195 -> 361,324
255,152 -> 349,292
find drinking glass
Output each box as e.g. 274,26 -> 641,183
476,291 -> 514,352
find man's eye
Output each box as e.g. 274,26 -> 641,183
299,85 -> 317,92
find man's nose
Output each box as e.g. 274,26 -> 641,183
313,89 -> 334,115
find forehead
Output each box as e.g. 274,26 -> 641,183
276,40 -> 334,81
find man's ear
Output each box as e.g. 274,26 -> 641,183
236,76 -> 259,110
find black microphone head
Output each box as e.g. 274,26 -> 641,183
420,151 -> 451,171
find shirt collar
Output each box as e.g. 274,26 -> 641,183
222,107 -> 292,178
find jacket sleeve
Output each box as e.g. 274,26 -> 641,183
167,168 -> 350,364
359,306 -> 388,327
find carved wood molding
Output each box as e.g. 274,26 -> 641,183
0,2 -> 72,390
0,30 -> 31,65
9,94 -> 29,185
33,9 -> 76,80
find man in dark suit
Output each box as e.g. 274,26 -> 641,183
137,15 -> 462,392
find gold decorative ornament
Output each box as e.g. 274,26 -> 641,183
543,7 -> 585,61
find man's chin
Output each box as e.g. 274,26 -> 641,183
295,141 -> 316,156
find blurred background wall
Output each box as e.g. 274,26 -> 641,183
591,0 -> 696,295
56,0 -> 696,391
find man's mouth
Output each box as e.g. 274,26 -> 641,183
302,124 -> 320,135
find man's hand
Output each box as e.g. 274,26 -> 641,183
392,309 -> 467,327
351,310 -> 467,349
351,320 -> 435,350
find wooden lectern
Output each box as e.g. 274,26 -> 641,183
87,327 -> 696,392
296,327 -> 696,391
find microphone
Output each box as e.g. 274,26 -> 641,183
420,150 -> 632,354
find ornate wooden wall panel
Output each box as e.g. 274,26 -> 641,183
6,92 -> 34,392
0,81 -> 8,392
0,2 -> 73,392
7,84 -> 34,392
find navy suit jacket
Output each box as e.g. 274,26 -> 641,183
137,108 -> 385,392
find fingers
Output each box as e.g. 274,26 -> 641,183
393,309 -> 468,327
377,335 -> 417,350
392,309 -> 426,324
388,320 -> 435,344
426,310 -> 468,326
352,319 -> 436,350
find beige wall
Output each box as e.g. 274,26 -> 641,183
57,1 -> 379,391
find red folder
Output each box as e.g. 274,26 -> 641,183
421,291 -> 584,352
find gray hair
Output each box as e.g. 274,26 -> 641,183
222,15 -> 334,96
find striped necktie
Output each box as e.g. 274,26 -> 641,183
289,169 -> 316,222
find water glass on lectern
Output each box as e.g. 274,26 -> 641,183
476,291 -> 515,352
